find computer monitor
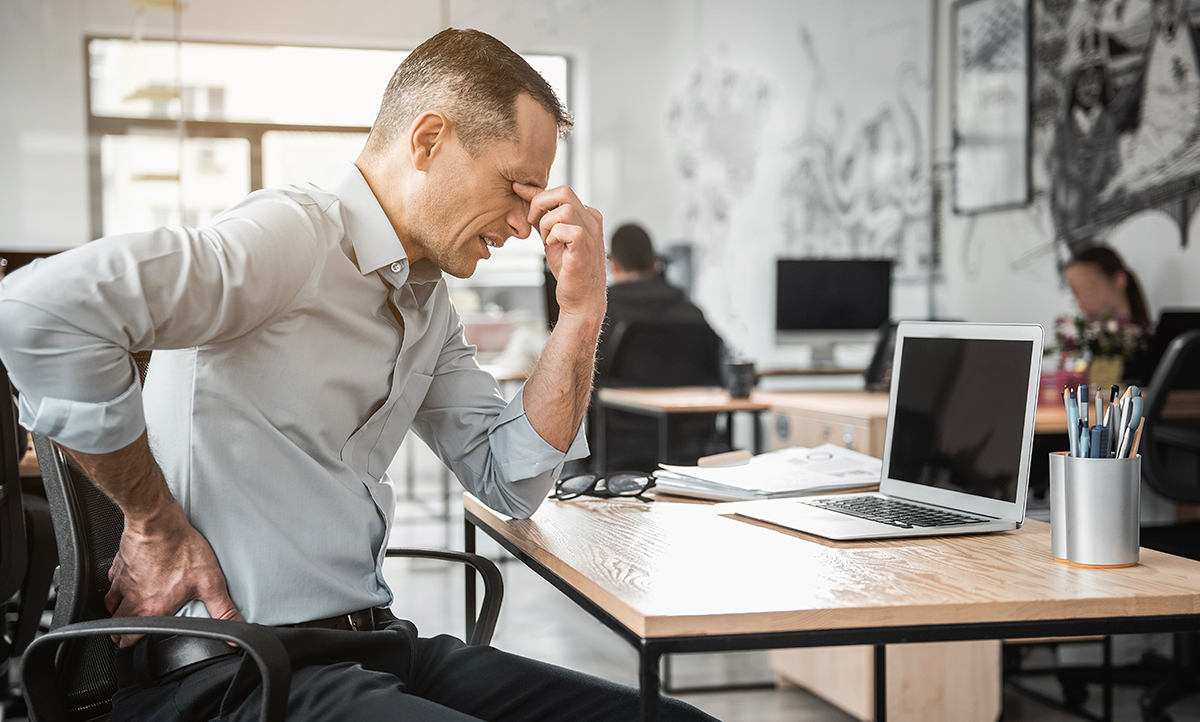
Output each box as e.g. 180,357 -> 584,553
775,258 -> 893,366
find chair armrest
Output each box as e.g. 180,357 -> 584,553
385,547 -> 503,646
22,617 -> 289,722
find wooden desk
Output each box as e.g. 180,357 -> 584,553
465,494 -> 1200,722
595,387 -> 772,463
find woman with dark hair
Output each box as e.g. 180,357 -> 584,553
1063,245 -> 1150,326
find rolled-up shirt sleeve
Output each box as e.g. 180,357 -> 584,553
0,192 -> 327,454
411,306 -> 587,520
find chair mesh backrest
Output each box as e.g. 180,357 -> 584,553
602,321 -> 725,388
36,437 -> 125,721
37,351 -> 150,720
1142,330 -> 1200,503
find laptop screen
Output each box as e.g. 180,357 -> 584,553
885,336 -> 1034,502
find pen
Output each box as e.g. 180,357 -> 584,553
1066,388 -> 1079,457
1079,424 -> 1091,459
1106,392 -> 1119,456
1080,384 -> 1089,429
1118,396 -> 1143,459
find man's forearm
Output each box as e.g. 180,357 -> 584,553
522,311 -> 604,451
61,431 -> 183,531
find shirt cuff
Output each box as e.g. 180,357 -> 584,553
18,378 -> 147,454
489,385 -> 589,482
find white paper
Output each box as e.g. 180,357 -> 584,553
658,443 -> 882,495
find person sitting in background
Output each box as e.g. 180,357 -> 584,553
582,224 -> 726,472
598,223 -> 706,366
1063,245 -> 1150,327
1064,244 -> 1151,384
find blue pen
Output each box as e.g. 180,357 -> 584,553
1066,388 -> 1079,457
1079,425 -> 1090,459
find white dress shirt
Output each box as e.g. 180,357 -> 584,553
0,164 -> 586,625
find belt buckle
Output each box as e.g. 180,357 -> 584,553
347,608 -> 374,632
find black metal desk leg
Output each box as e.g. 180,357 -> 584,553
753,410 -> 765,454
464,519 -> 477,644
874,644 -> 887,722
640,643 -> 663,722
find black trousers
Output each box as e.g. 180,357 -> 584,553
111,613 -> 717,722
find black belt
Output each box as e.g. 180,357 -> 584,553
115,608 -> 385,687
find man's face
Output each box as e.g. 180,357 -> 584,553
409,94 -> 558,278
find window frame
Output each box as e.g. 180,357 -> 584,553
84,35 -> 573,243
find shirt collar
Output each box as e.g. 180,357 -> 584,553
328,163 -> 443,288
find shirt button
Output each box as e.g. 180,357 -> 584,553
390,262 -> 402,273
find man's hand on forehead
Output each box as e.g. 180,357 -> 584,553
513,182 -> 605,320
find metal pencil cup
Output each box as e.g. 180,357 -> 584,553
1048,451 -> 1069,561
1063,455 -> 1141,568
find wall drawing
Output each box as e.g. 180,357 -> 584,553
1036,0 -> 1200,249
779,27 -> 933,283
667,62 -> 772,264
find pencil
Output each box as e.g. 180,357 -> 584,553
1130,417 -> 1146,458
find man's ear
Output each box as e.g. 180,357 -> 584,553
409,111 -> 449,172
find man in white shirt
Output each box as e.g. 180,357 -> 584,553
0,28 -> 713,721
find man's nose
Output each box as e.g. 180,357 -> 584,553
508,201 -> 533,240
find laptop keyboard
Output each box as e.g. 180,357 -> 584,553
804,495 -> 991,529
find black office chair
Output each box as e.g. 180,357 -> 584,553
1048,330 -> 1200,722
0,361 -> 56,717
592,320 -> 730,472
22,353 -> 505,722
1129,329 -> 1200,721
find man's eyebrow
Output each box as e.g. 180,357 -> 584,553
511,176 -> 544,189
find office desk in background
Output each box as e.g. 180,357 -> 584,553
465,493 -> 1200,722
595,388 -> 1086,474
595,387 -> 772,464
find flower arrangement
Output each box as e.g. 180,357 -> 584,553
1054,313 -> 1146,359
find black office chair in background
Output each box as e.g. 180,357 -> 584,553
22,352 -> 506,722
1049,330 -> 1200,722
592,319 -> 730,472
0,361 -> 56,718
1128,329 -> 1200,721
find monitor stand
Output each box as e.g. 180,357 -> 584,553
808,340 -> 838,369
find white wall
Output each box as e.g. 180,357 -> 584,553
5,0 -> 1198,354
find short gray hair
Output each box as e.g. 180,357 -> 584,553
364,28 -> 572,157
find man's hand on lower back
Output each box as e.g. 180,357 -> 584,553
60,432 -> 242,647
105,504 -> 242,647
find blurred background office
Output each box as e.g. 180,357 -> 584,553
6,1 -> 1200,720
5,0 -> 1200,372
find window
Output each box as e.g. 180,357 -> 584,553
87,38 -> 571,319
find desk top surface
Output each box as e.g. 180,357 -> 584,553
597,387 -> 773,413
466,494 -> 1200,640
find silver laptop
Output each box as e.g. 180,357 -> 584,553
730,321 -> 1044,540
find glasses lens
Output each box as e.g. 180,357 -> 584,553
605,472 -> 652,496
555,473 -> 598,500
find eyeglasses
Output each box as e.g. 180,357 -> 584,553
551,471 -> 656,501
